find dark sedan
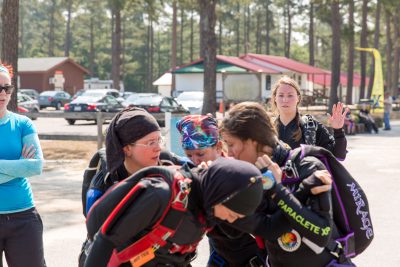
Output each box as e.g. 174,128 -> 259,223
39,90 -> 71,110
123,93 -> 189,126
64,95 -> 124,125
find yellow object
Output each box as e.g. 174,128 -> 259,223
355,47 -> 384,112
130,247 -> 155,267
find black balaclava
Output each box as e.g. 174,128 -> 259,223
201,157 -> 263,217
105,107 -> 160,173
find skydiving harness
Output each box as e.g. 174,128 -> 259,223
301,114 -> 318,146
101,170 -> 209,267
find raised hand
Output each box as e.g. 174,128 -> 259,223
21,144 -> 36,159
327,102 -> 350,129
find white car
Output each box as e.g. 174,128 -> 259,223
176,91 -> 203,114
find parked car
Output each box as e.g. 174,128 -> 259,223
82,89 -> 120,98
19,88 -> 40,100
18,93 -> 40,113
39,90 -> 71,110
176,91 -> 203,114
71,89 -> 86,100
63,95 -> 124,125
123,93 -> 189,126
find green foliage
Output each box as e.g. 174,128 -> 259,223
11,0 -> 393,93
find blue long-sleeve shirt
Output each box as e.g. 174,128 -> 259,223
0,111 -> 43,213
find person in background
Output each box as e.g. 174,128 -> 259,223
358,104 -> 379,134
344,109 -> 356,135
271,76 -> 348,160
0,63 -> 45,267
383,92 -> 393,130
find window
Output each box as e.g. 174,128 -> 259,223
265,75 -> 271,91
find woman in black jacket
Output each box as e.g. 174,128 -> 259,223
271,76 -> 348,160
83,157 -> 264,267
220,102 -> 353,267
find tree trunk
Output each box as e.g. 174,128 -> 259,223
346,0 -> 355,104
111,7 -> 121,90
179,7 -> 184,65
48,0 -> 56,57
198,0 -> 217,115
309,2 -> 314,66
236,3 -> 240,56
359,0 -> 368,99
171,0 -> 177,94
385,10 -> 392,95
89,15 -> 95,76
19,3 -> 24,56
256,13 -> 261,54
392,10 -> 399,96
265,0 -> 270,55
148,20 -> 154,92
244,5 -> 249,54
64,0 -> 73,57
190,9 -> 194,62
284,1 -> 292,58
367,0 -> 381,98
218,19 -> 222,55
1,0 -> 19,112
329,0 -> 341,113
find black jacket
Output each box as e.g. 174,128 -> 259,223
85,170 -> 206,267
277,114 -> 347,160
240,145 -> 339,267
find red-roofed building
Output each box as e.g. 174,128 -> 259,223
164,53 -> 366,105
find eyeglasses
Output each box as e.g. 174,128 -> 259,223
0,85 -> 13,94
131,137 -> 164,148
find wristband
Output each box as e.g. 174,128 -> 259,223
261,170 -> 276,191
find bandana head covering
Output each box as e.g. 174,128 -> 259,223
176,115 -> 219,150
200,157 -> 263,216
105,107 -> 160,173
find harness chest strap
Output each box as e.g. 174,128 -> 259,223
106,172 -> 202,267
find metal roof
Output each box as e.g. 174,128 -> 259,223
242,54 -> 328,75
18,57 -> 89,74
173,55 -> 280,74
310,72 -> 369,87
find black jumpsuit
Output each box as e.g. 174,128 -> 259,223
234,144 -> 344,267
277,114 -> 347,160
85,174 -> 206,267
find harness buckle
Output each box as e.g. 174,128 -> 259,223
329,241 -> 343,258
173,179 -> 191,209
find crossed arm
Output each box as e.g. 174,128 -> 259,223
0,133 -> 43,183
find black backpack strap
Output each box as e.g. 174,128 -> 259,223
326,233 -> 356,263
301,114 -> 318,146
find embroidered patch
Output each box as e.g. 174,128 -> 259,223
277,229 -> 301,252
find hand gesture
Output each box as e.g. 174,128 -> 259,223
255,154 -> 282,184
21,144 -> 36,159
310,170 -> 332,195
327,102 -> 350,129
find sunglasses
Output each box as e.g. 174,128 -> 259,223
0,85 -> 14,94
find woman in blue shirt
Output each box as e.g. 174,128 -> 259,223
0,64 -> 45,267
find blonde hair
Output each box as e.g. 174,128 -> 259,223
271,76 -> 303,142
